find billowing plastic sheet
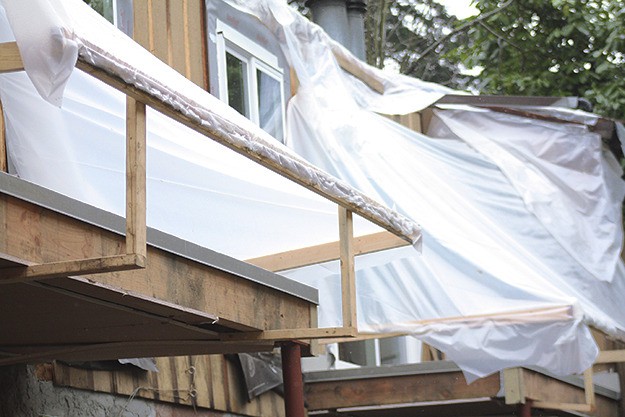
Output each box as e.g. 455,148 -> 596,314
220,0 -> 625,380
2,0 -> 625,383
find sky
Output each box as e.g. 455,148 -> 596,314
436,0 -> 479,18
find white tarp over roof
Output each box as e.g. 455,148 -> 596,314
1,0 -> 624,382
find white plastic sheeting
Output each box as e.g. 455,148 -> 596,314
221,0 -> 625,380
1,0 -> 624,382
0,0 -> 421,245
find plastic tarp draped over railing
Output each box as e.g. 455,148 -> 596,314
1,0 -> 624,382
218,0 -> 625,381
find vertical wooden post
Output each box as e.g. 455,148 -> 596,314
583,367 -> 595,410
281,342 -> 306,417
126,96 -> 147,258
338,206 -> 357,329
0,99 -> 7,172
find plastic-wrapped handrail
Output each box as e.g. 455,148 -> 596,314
0,0 -> 422,247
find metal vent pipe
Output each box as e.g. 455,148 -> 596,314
347,0 -> 367,60
306,0 -> 351,48
307,0 -> 369,61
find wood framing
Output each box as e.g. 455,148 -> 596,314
503,367 -> 616,416
0,99 -> 6,173
0,181 -> 316,361
0,46 -> 148,284
247,230 -> 409,272
75,58 -> 415,244
0,41 -> 23,73
305,363 -> 501,411
126,97 -> 147,258
331,44 -> 385,94
133,0 -> 207,88
596,349 -> 625,364
221,207 -> 361,342
339,207 -> 357,329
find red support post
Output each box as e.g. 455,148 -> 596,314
281,342 -> 306,417
517,400 -> 532,417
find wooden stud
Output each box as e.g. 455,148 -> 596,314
126,96 -> 147,258
151,0 -> 169,62
339,206 -> 357,329
503,367 -> 526,405
133,0 -> 150,48
0,42 -> 24,73
0,99 -> 7,172
147,0 -> 155,54
182,0 -> 191,80
169,1 -> 186,75
584,367 -> 596,410
246,230 -> 409,272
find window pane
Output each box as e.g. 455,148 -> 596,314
256,69 -> 284,142
226,52 -> 248,117
84,0 -> 114,23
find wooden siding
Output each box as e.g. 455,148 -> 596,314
134,0 -> 207,89
54,355 -> 285,417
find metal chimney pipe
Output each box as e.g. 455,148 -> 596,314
347,0 -> 367,60
306,0 -> 350,49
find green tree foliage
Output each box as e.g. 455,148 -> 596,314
288,0 -> 469,88
452,0 -> 625,119
365,0 -> 469,87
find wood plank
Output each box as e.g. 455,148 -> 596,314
0,253 -> 145,283
75,60 -> 417,246
151,0 -> 169,62
187,0 -> 207,88
168,0 -> 187,75
133,0 -> 150,48
503,368 -> 525,404
191,355 -> 211,409
220,326 -> 357,342
0,42 -> 24,73
126,96 -> 147,258
247,230 -> 409,272
210,355 -> 228,411
0,192 -> 313,331
596,349 -> 625,364
339,207 -> 357,328
331,44 -> 384,94
0,99 -> 7,173
305,368 -> 501,410
523,368 -> 617,417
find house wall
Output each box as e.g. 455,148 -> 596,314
52,355 -> 286,417
0,363 -> 260,417
133,0 -> 207,89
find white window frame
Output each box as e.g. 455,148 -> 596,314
215,20 -> 286,142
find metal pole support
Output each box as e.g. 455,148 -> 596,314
281,342 -> 306,417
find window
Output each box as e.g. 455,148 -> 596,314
85,0 -> 133,37
216,21 -> 286,142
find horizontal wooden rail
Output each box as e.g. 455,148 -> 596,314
220,326 -> 358,342
247,230 -> 409,272
0,41 -> 24,73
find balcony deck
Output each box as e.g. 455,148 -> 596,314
0,172 -> 317,364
